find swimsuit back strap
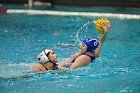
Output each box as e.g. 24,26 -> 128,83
85,55 -> 95,62
70,54 -> 95,63
40,63 -> 48,70
70,56 -> 78,63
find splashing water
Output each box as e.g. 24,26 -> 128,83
76,21 -> 96,46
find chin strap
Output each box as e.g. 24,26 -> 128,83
41,61 -> 58,70
49,62 -> 58,70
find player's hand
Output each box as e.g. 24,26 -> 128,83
101,22 -> 111,33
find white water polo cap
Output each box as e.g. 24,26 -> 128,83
37,49 -> 51,64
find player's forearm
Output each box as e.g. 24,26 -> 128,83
59,52 -> 81,65
99,32 -> 108,46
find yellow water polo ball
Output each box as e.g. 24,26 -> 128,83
95,18 -> 110,33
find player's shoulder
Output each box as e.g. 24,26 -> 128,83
78,55 -> 91,61
32,63 -> 44,71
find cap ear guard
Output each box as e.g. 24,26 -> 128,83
37,49 -> 50,64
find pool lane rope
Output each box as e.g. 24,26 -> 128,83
0,9 -> 140,19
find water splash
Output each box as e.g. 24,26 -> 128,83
76,21 -> 96,46
0,63 -> 34,79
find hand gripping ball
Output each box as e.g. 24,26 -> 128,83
95,18 -> 110,33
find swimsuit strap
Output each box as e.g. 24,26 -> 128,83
63,54 -> 95,68
70,54 -> 95,64
63,56 -> 78,68
40,63 -> 48,70
70,56 -> 78,63
85,54 -> 95,62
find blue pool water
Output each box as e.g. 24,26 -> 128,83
0,6 -> 140,93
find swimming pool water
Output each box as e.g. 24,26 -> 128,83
0,6 -> 140,93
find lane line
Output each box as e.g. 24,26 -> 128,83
0,9 -> 139,19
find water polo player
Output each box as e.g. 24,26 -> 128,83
58,22 -> 111,69
32,49 -> 58,71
